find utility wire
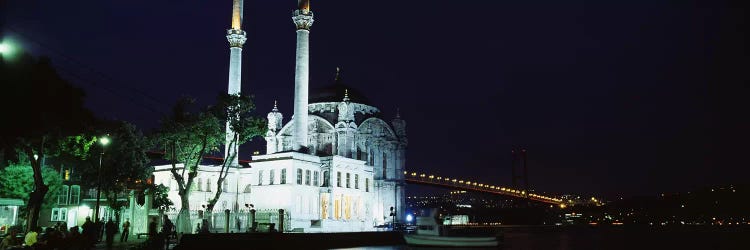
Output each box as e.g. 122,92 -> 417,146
5,24 -> 169,115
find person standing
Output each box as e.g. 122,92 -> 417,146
161,215 -> 174,250
120,219 -> 130,242
148,217 -> 157,237
0,228 -> 21,250
105,219 -> 117,249
82,216 -> 96,248
24,227 -> 39,247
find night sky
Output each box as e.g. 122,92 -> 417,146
3,0 -> 746,198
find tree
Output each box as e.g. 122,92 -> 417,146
205,94 -> 265,213
152,184 -> 174,212
152,94 -> 264,233
76,122 -> 152,213
153,97 -> 221,234
0,164 -> 64,215
0,54 -> 94,232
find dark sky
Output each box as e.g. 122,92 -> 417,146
4,0 -> 746,198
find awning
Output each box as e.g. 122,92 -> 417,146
0,198 -> 24,206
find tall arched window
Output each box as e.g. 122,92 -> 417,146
382,152 -> 388,179
369,150 -> 374,166
356,147 -> 362,160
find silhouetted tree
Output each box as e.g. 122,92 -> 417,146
0,54 -> 94,232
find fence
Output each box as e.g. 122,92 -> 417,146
164,209 -> 292,233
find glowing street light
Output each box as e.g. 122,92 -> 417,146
0,43 -> 10,54
94,135 -> 111,222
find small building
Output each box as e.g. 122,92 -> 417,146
0,198 -> 23,233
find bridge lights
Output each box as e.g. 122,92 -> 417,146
500,187 -> 506,191
428,175 -> 434,179
404,171 -> 408,175
436,177 -> 442,180
451,179 -> 457,183
419,173 -> 425,178
411,172 -> 417,176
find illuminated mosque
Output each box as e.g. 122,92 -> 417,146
152,0 -> 407,232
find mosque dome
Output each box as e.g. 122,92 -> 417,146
308,67 -> 371,105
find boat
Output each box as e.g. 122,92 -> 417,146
403,209 -> 501,247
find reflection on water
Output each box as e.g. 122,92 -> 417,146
334,226 -> 748,250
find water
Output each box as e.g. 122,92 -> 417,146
335,226 -> 748,250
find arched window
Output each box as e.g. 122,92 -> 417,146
323,171 -> 330,187
369,150 -> 374,166
270,169 -> 276,185
207,178 -> 212,192
382,152 -> 388,179
313,171 -> 319,186
222,180 -> 229,192
281,169 -> 287,184
258,170 -> 264,185
305,170 -> 312,185
297,169 -> 303,185
356,147 -> 362,160
197,178 -> 203,191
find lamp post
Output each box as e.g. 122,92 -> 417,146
94,136 -> 110,222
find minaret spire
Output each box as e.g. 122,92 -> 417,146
291,0 -> 314,152
231,0 -> 244,30
225,0 -> 247,167
298,0 -> 310,13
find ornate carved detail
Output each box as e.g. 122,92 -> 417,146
292,10 -> 314,30
226,29 -> 247,48
308,102 -> 380,116
338,102 -> 355,122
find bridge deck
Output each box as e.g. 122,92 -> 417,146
404,172 -> 562,205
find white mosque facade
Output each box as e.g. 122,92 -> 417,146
151,0 -> 406,232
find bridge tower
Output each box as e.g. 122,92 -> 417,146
511,149 -> 529,195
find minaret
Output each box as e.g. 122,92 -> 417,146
225,0 -> 247,167
292,0 -> 314,152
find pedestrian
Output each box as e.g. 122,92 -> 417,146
96,218 -> 105,242
24,226 -> 40,247
120,219 -> 130,242
148,217 -> 157,237
68,226 -> 84,250
0,227 -> 21,250
105,219 -> 117,249
161,215 -> 174,249
81,216 -> 96,248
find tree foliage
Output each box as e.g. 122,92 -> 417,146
0,164 -> 64,210
205,94 -> 265,212
152,94 -> 265,233
152,184 -> 174,211
1,54 -> 95,231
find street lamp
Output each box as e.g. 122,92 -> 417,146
94,135 -> 110,222
0,43 -> 10,54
